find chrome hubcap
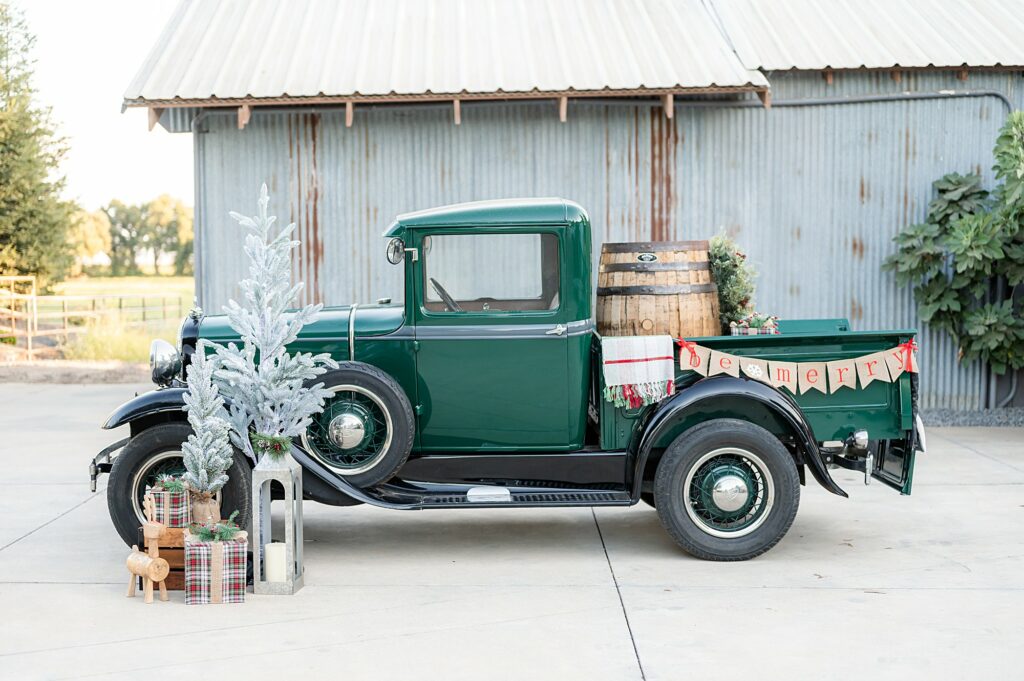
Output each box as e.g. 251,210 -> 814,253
329,413 -> 367,450
683,447 -> 775,539
711,474 -> 750,512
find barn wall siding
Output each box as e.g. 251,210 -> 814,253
194,71 -> 1024,409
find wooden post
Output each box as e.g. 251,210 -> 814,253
453,99 -> 461,125
957,68 -> 969,81
345,101 -> 354,128
662,94 -> 674,119
558,96 -> 568,123
237,104 -> 252,130
823,69 -> 834,85
891,70 -> 902,83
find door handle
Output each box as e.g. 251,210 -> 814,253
546,324 -> 567,336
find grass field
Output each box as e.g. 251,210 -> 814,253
53,276 -> 194,362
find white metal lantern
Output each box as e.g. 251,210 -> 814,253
251,452 -> 304,595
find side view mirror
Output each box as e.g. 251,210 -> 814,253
386,238 -> 405,265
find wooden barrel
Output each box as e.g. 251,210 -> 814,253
596,241 -> 720,338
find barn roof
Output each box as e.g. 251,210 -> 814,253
710,0 -> 1024,71
123,0 -> 768,110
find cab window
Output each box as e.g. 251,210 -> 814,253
422,232 -> 559,313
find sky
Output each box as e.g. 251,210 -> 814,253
19,0 -> 193,210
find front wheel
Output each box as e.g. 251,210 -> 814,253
106,422 -> 252,547
654,419 -> 800,561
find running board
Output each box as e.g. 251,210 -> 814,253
417,487 -> 632,509
289,444 -> 634,510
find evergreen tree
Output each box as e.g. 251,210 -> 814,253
0,3 -> 72,287
181,345 -> 232,495
212,185 -> 337,465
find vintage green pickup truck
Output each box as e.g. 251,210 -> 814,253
92,198 -> 924,561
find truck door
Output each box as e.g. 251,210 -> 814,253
410,229 -> 571,451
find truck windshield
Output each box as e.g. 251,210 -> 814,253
422,232 -> 559,313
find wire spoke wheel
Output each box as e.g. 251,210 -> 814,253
301,384 -> 394,474
683,447 -> 775,538
130,450 -> 185,526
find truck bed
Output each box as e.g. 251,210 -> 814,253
595,319 -> 916,451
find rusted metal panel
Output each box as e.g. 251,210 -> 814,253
194,71 -> 1023,409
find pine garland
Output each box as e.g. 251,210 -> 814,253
189,510 -> 242,542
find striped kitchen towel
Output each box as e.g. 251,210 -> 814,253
602,335 -> 676,408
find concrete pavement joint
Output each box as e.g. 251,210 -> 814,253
0,493 -> 101,553
592,508 -> 646,681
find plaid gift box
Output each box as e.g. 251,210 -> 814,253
184,531 -> 248,604
147,490 -> 190,528
730,326 -> 780,336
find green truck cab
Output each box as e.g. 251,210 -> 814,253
93,198 -> 924,561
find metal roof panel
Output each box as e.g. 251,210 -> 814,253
711,0 -> 1024,71
125,0 -> 767,106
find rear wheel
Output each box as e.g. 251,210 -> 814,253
106,422 -> 252,547
654,419 -> 799,561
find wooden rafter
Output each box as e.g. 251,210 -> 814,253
147,107 -> 164,131
453,99 -> 461,125
558,96 -> 568,123
237,104 -> 252,130
662,93 -> 674,119
757,89 -> 771,109
823,69 -> 834,85
345,101 -> 354,128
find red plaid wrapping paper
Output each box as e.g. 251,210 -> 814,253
730,326 -> 780,336
185,536 -> 247,604
148,490 -> 190,528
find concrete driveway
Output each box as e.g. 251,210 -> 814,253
0,383 -> 1020,680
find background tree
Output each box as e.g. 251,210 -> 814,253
67,209 -> 111,275
104,200 -> 146,275
0,3 -> 73,287
145,194 -> 192,275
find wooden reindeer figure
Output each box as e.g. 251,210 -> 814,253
126,495 -> 170,603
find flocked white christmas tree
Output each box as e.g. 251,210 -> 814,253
212,184 -> 337,467
181,345 -> 233,522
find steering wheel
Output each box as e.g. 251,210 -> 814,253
429,277 -> 463,312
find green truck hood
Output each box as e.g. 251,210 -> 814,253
198,304 -> 405,343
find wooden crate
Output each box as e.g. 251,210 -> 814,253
140,526 -> 185,591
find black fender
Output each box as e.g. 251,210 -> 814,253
102,387 -> 188,430
630,375 -> 847,498
100,387 -> 377,507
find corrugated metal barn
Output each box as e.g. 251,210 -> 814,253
125,0 -> 1024,411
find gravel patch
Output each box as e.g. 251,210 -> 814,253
922,408 -> 1024,427
0,360 -> 149,384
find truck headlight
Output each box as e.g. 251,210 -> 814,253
149,339 -> 181,387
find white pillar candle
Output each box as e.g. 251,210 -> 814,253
264,543 -> 287,582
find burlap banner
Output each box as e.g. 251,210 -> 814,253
676,339 -> 918,395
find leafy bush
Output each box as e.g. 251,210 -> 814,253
883,113 -> 1024,375
709,234 -> 756,332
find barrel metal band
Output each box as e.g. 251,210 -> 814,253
601,241 -> 709,253
600,262 -> 710,272
596,284 -> 718,296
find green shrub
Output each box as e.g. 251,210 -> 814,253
709,234 -> 756,332
883,113 -> 1024,374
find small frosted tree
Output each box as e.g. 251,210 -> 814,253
212,184 -> 337,466
181,344 -> 232,495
